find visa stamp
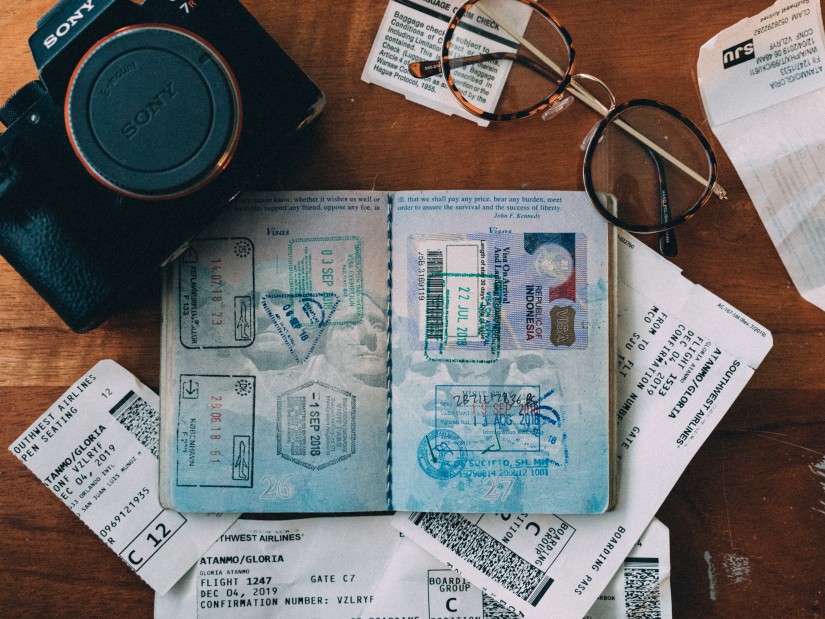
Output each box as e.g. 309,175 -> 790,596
289,236 -> 364,325
431,384 -> 568,478
175,374 -> 255,488
409,232 -> 589,354
417,429 -> 467,480
276,380 -> 356,470
179,238 -> 255,349
260,292 -> 339,365
424,271 -> 503,363
435,385 -> 547,453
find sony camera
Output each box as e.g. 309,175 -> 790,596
0,0 -> 325,331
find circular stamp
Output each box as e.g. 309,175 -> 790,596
417,429 -> 467,480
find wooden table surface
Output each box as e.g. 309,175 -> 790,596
1,1 -> 823,617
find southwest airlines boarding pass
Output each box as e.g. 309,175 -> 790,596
156,514 -> 671,618
8,360 -> 238,594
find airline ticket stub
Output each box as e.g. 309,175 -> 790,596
156,514 -> 671,619
365,518 -> 671,619
155,515 -> 403,618
8,360 -> 238,594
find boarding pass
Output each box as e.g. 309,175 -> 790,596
157,514 -> 671,618
8,360 -> 238,594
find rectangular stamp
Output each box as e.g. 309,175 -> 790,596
289,236 -> 364,325
409,233 -> 589,353
175,374 -> 256,488
424,271 -> 502,363
179,238 -> 255,349
435,384 -> 561,453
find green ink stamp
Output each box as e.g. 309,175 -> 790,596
289,236 -> 364,326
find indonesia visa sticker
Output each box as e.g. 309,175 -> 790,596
8,360 -> 238,594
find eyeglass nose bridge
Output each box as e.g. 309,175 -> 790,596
540,73 -> 618,150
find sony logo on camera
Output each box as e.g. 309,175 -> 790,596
43,0 -> 96,49
722,39 -> 754,69
122,82 -> 176,139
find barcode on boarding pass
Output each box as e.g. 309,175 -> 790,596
410,512 -> 553,606
109,390 -> 159,458
624,557 -> 662,618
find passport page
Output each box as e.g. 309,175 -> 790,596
393,231 -> 772,618
160,191 -> 391,513
390,190 -> 614,514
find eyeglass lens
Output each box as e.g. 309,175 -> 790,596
587,104 -> 714,232
446,0 -> 716,236
446,0 -> 571,116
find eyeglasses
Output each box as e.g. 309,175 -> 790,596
408,0 -> 726,256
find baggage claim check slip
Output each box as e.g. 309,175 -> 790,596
8,360 -> 237,593
393,231 -> 773,618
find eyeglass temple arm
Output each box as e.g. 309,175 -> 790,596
409,51 -> 561,82
472,2 -> 726,201
646,146 -> 678,257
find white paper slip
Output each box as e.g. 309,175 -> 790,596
363,517 -> 672,619
698,0 -> 825,126
155,515 -> 403,618
392,231 -> 772,618
156,513 -> 670,619
362,0 -> 531,126
585,519 -> 672,619
698,0 -> 825,310
8,360 -> 238,594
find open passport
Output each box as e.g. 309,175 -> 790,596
159,190 -> 615,514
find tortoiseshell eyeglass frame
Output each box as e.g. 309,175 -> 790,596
408,0 -> 724,242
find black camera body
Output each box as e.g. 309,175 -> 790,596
0,0 -> 324,331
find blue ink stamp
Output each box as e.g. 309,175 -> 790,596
417,429 -> 467,480
435,384 -> 546,452
260,292 -> 339,364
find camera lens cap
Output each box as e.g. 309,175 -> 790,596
65,25 -> 242,200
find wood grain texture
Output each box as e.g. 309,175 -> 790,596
0,1 -> 823,617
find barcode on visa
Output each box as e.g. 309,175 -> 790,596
109,390 -> 159,458
425,250 -> 444,339
623,557 -> 662,618
410,512 -> 553,606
